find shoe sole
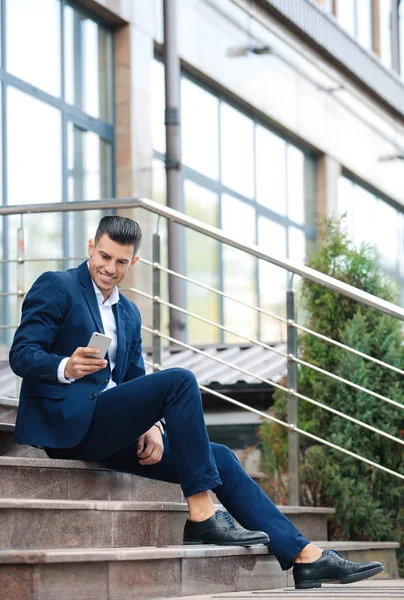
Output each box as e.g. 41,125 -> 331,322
183,536 -> 269,547
295,565 -> 384,589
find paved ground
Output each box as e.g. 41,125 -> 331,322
171,579 -> 404,600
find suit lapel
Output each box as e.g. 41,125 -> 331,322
113,301 -> 126,383
78,262 -> 105,334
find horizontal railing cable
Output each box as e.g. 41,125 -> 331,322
124,287 -> 288,358
133,289 -> 403,412
138,257 -> 288,325
141,326 -> 404,446
292,321 -> 404,377
291,355 -> 404,410
139,258 -> 403,378
143,358 -> 404,481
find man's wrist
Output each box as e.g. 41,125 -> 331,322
153,422 -> 164,436
57,357 -> 75,384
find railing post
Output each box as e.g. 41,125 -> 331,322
287,282 -> 300,506
152,233 -> 162,371
16,225 -> 26,396
16,226 -> 26,320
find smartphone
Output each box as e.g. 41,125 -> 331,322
86,332 -> 112,358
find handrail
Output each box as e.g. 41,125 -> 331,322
0,197 -> 403,320
143,358 -> 404,481
129,287 -> 404,410
141,325 -> 404,445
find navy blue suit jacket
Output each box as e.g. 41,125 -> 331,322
9,261 -> 145,448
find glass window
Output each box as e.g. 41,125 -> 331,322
377,200 -> 398,270
7,213 -> 63,329
151,159 -> 169,338
65,4 -> 113,122
287,145 -> 305,225
258,217 -> 287,342
221,104 -> 254,199
289,227 -> 306,262
6,0 -> 61,97
185,181 -> 220,344
336,0 -> 355,36
399,0 -> 404,75
256,125 -> 286,215
67,124 -> 112,258
222,194 -> 257,341
151,60 -> 166,154
7,87 -> 62,205
182,78 -> 219,179
356,0 -> 372,49
338,176 -> 404,295
379,1 -> 393,69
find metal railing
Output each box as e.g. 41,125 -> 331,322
1,198 -> 403,502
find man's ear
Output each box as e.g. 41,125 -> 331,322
130,255 -> 140,269
88,239 -> 94,257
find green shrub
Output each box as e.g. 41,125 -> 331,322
259,219 -> 404,573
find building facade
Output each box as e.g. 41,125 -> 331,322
1,0 -> 403,348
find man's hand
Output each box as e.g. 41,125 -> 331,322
137,425 -> 164,466
64,347 -> 108,379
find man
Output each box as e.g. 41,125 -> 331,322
10,216 -> 383,589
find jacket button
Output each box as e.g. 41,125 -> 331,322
101,378 -> 108,385
90,393 -> 96,400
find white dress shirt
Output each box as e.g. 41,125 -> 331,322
57,277 -> 119,391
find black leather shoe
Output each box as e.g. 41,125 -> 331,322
183,510 -> 269,546
293,549 -> 384,589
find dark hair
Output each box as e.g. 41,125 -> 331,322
94,216 -> 142,254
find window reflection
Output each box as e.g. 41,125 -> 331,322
64,4 -> 113,122
6,0 -> 61,96
67,124 -> 112,258
256,126 -> 286,214
379,1 -> 392,69
399,0 -> 404,75
338,176 -> 404,297
152,60 -> 166,154
258,217 -> 287,342
182,78 -> 219,179
7,87 -> 62,205
336,0 -> 355,36
221,104 -> 254,199
151,159 -> 169,338
7,213 -> 63,331
185,181 -> 220,344
356,0 -> 372,49
287,145 -> 305,225
222,195 -> 257,342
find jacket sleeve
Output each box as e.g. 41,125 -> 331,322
9,271 -> 69,381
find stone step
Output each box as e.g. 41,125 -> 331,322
0,456 -> 183,502
163,579 -> 404,600
0,542 -> 398,600
0,457 -> 334,539
0,397 -> 18,424
0,497 -> 335,550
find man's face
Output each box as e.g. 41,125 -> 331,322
88,234 -> 138,298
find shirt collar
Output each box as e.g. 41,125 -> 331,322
87,261 -> 120,307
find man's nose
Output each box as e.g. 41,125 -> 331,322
104,263 -> 116,274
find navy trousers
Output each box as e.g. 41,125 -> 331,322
45,368 -> 309,570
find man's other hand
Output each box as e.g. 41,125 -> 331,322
137,425 -> 164,465
64,347 -> 108,379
